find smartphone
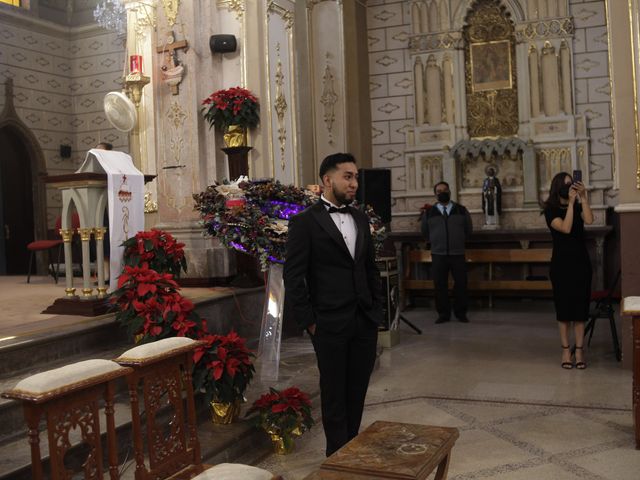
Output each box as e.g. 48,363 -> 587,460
572,169 -> 582,184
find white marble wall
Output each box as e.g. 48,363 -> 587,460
570,0 -> 615,204
0,16 -> 127,227
366,0 -> 617,223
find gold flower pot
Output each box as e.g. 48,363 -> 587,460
210,399 -> 241,424
269,432 -> 295,455
223,124 -> 247,148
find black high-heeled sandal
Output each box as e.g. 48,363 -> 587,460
561,345 -> 573,369
575,346 -> 587,369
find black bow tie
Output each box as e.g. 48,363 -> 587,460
322,201 -> 350,214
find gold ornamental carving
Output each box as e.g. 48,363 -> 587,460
267,1 -> 294,29
144,192 -> 158,213
127,1 -> 157,40
320,54 -> 339,145
79,228 -> 93,242
93,227 -> 107,241
161,0 -> 180,26
273,44 -> 288,171
537,147 -> 572,183
59,228 -> 74,243
217,0 -> 245,19
463,0 -> 518,138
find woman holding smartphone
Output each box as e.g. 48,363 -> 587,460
543,171 -> 594,369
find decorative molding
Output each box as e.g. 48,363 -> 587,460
409,32 -> 464,53
273,44 -> 288,171
268,1 -> 294,29
320,53 -> 339,145
515,17 -> 574,42
307,0 -> 342,11
166,101 -> 187,129
217,0 -> 245,19
161,0 -> 180,27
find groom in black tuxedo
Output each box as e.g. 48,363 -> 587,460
284,153 -> 383,456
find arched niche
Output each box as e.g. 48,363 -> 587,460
0,80 -> 48,273
452,0 -> 526,30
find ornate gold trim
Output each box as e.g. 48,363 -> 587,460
409,32 -> 463,52
97,287 -> 109,298
268,1 -> 294,29
82,288 -> 94,297
320,54 -> 338,145
161,0 -> 180,27
59,229 -> 74,242
217,0 -> 245,19
93,227 -> 108,241
64,287 -> 76,297
144,192 -> 158,213
79,228 -> 93,242
274,44 -> 288,171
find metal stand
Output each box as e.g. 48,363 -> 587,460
399,314 -> 422,334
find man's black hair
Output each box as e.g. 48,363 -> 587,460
433,181 -> 449,195
96,142 -> 113,150
319,153 -> 356,179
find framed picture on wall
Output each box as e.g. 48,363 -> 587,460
470,40 -> 512,92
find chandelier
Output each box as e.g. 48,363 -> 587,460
94,0 -> 127,34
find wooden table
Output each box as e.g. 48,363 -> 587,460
304,421 -> 459,480
622,297 -> 640,449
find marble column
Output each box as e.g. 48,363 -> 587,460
414,57 -> 425,125
541,42 -> 560,116
412,2 -> 421,34
443,55 -> 454,124
425,55 -> 442,125
420,3 -> 429,34
560,41 -> 573,114
529,45 -> 540,117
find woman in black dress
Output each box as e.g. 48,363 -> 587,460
543,172 -> 594,369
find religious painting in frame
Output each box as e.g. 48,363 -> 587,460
470,40 -> 512,92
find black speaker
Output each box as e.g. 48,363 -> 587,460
356,168 -> 391,223
60,144 -> 71,158
209,34 -> 237,53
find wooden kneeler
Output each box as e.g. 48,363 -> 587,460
115,337 -> 280,480
1,359 -> 132,480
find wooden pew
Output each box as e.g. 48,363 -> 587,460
403,248 -> 553,305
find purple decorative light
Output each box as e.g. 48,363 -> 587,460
230,241 -> 248,253
261,200 -> 306,220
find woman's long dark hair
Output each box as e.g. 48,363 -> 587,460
542,171 -> 572,211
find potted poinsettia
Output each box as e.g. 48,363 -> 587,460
192,331 -> 256,424
201,86 -> 260,147
121,229 -> 187,278
246,386 -> 314,454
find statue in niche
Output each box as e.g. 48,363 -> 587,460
482,165 -> 502,229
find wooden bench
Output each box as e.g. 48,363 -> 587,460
303,421 -> 459,479
403,248 -> 553,305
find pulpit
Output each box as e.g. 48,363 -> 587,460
44,150 -> 154,316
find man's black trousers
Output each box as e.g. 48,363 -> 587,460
431,254 -> 468,320
310,311 -> 378,457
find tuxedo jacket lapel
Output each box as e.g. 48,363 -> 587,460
311,202 -> 352,260
352,207 -> 366,263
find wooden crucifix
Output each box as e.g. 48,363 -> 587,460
157,32 -> 188,95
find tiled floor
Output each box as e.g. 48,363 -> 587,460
256,300 -> 637,479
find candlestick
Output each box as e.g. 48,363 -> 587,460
129,55 -> 143,74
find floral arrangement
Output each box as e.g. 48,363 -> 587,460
193,178 -> 387,270
201,86 -> 260,131
121,229 -> 187,278
111,264 -> 201,340
247,386 -> 314,453
192,331 -> 255,405
113,231 -> 255,417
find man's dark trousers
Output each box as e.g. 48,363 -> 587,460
432,254 -> 468,320
311,310 -> 377,456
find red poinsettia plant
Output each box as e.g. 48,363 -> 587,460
111,263 -> 202,340
121,229 -> 187,278
246,386 -> 314,436
201,86 -> 260,131
192,331 -> 256,404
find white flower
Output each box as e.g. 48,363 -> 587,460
215,176 -> 249,197
266,219 -> 289,235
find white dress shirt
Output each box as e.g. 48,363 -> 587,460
321,194 -> 358,259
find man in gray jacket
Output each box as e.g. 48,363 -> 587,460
421,181 -> 473,323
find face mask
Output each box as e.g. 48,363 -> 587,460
437,191 -> 451,203
559,184 -> 570,199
